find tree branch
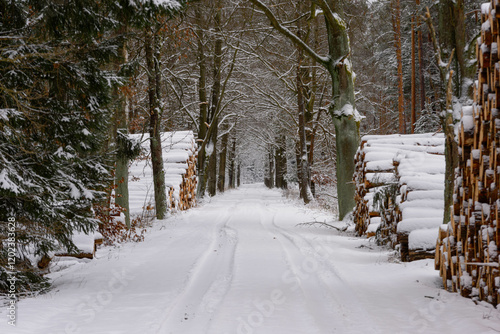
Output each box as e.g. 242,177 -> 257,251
247,0 -> 329,66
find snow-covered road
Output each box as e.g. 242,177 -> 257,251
2,184 -> 500,334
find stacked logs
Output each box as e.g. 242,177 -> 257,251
435,1 -> 500,306
353,134 -> 445,260
393,150 -> 445,262
129,131 -> 197,217
353,136 -> 398,237
162,131 -> 198,211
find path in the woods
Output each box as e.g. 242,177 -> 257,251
2,184 -> 499,334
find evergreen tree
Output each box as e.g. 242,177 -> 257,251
0,0 -> 122,291
0,0 -> 186,292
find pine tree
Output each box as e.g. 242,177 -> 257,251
0,0 -> 121,291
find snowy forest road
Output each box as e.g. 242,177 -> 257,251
2,184 -> 499,334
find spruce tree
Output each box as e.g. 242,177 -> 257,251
0,0 -> 122,292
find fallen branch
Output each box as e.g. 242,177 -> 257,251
297,220 -> 348,232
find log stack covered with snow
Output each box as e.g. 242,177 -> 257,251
435,1 -> 500,306
353,134 -> 445,261
129,131 -> 197,217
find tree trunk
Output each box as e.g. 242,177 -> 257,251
114,27 -> 131,228
416,0 -> 426,115
411,16 -> 416,134
145,29 -> 167,219
444,113 -> 458,224
443,70 -> 458,225
217,131 -> 228,192
267,145 -> 275,188
296,23 -> 313,203
425,8 -> 458,225
237,163 -> 241,187
439,0 -> 468,97
275,134 -> 287,189
228,137 -> 236,189
453,0 -> 468,96
207,3 -> 223,197
195,4 -> 208,198
207,125 -> 218,197
324,1 -> 360,220
392,0 -> 405,134
247,0 -> 361,220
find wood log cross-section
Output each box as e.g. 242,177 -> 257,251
435,0 -> 500,307
353,134 -> 445,260
128,131 -> 198,217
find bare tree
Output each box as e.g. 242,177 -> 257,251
247,0 -> 361,219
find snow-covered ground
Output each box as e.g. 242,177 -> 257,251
2,184 -> 499,334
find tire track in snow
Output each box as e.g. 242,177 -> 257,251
155,205 -> 238,334
253,207 -> 349,334
265,209 -> 384,334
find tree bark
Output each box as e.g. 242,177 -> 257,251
424,8 -> 458,225
439,0 -> 468,97
323,0 -> 360,219
217,131 -> 228,192
145,28 -> 167,219
275,134 -> 287,189
391,0 -> 405,134
228,137 -> 236,189
114,26 -> 131,228
195,4 -> 208,198
237,163 -> 241,187
411,17 -> 416,134
297,84 -> 312,202
267,145 -> 275,188
206,124 -> 218,197
416,0 -> 425,115
296,13 -> 313,203
206,2 -> 223,197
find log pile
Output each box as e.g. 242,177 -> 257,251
393,151 -> 445,262
353,136 -> 397,237
435,1 -> 500,306
353,134 -> 445,261
353,134 -> 444,237
162,131 -> 198,211
129,131 -> 197,217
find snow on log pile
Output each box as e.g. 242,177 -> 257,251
129,131 -> 197,217
353,133 -> 445,261
435,1 -> 500,306
393,151 -> 446,262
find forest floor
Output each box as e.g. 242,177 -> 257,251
2,184 -> 500,334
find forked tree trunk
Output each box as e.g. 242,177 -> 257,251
247,0 -> 361,220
